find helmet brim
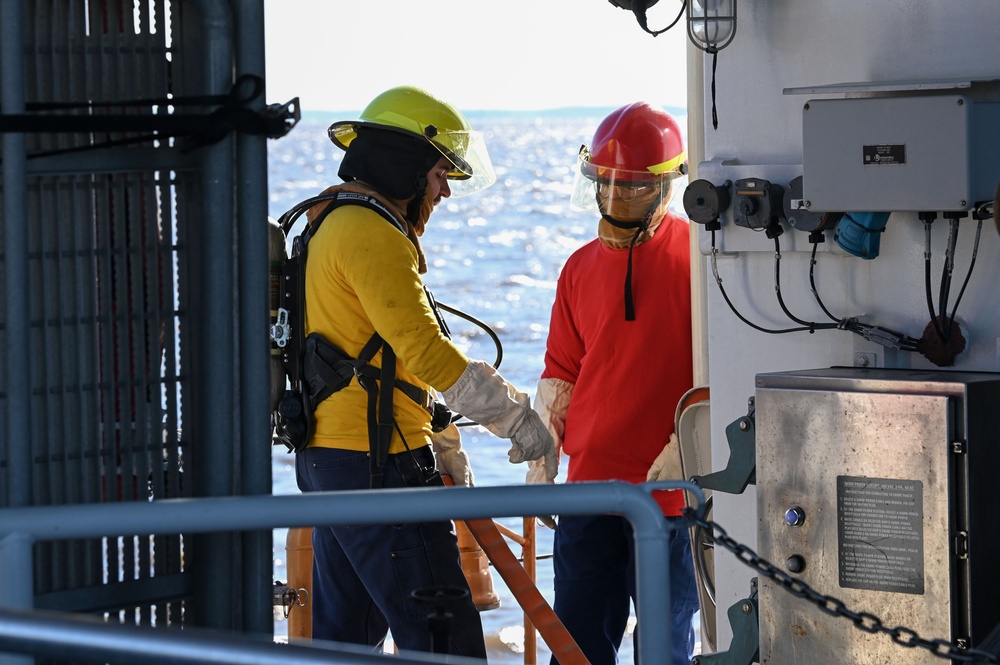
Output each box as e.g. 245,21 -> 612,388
329,121 -> 496,198
571,153 -> 686,214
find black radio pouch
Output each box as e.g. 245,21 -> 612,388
272,389 -> 311,453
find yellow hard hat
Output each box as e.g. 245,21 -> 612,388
328,86 -> 496,198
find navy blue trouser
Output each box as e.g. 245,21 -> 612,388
551,513 -> 699,665
295,445 -> 486,660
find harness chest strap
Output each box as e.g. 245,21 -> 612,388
303,330 -> 414,488
304,333 -> 432,411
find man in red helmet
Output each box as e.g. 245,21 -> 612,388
528,102 -> 698,664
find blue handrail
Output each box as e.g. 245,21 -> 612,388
0,480 -> 705,665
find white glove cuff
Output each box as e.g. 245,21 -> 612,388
442,360 -> 528,438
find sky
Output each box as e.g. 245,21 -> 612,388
263,0 -> 689,114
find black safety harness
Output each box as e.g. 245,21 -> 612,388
271,190 -> 451,488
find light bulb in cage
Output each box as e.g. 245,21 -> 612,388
687,0 -> 736,52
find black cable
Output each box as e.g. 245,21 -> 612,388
921,214 -> 945,340
3,75 -> 298,161
631,0 -> 687,36
772,236 -> 840,332
777,237 -> 921,351
712,228 -> 919,350
436,301 -> 503,371
432,301 -> 503,430
24,73 -> 263,111
710,50 -> 719,130
947,218 -> 983,330
808,238 -> 840,323
805,235 -> 920,352
710,230 -> 817,335
938,218 -> 959,341
25,132 -> 167,160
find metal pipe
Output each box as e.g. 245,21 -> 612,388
0,534 -> 33,614
1,0 -> 32,513
0,605 -> 483,665
0,11 -> 39,657
0,480 -> 705,663
189,0 -> 236,630
0,534 -> 32,665
233,0 -> 273,634
191,0 -> 236,495
686,33 -> 710,389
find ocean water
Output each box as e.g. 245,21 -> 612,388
267,110 -> 685,663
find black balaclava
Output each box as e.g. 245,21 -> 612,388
338,126 -> 442,224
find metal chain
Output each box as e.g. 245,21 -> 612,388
683,509 -> 998,664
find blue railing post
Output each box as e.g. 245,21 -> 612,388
0,532 -> 34,665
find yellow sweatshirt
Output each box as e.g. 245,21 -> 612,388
303,189 -> 469,453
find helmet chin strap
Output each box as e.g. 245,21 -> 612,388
598,201 -> 655,321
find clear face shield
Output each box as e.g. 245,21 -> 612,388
329,120 -> 497,199
426,129 -> 497,198
570,146 -> 686,220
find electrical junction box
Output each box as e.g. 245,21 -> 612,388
801,95 -> 1000,212
754,367 -> 1000,665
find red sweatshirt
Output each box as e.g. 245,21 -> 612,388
541,213 -> 693,515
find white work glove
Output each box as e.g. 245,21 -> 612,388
646,433 -> 683,482
525,458 -> 554,485
431,422 -> 474,487
526,377 -> 574,529
525,377 -> 573,484
442,361 -> 558,473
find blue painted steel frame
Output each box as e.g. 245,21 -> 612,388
0,480 -> 705,665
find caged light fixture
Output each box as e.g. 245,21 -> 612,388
606,0 -> 737,52
607,0 -> 737,128
686,0 -> 737,53
685,0 -> 736,129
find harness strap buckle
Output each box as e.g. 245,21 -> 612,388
270,307 -> 291,348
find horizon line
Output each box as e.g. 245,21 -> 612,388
298,104 -> 688,119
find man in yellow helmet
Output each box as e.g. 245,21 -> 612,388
294,86 -> 558,659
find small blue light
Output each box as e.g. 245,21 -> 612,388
784,506 -> 805,527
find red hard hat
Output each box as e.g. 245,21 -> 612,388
582,102 -> 686,184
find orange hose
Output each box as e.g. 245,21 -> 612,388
442,476 -> 590,665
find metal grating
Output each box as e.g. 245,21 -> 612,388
3,0 -> 274,643
8,0 -> 190,627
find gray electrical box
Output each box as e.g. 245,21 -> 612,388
801,96 -> 1000,212
755,367 -> 1000,665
